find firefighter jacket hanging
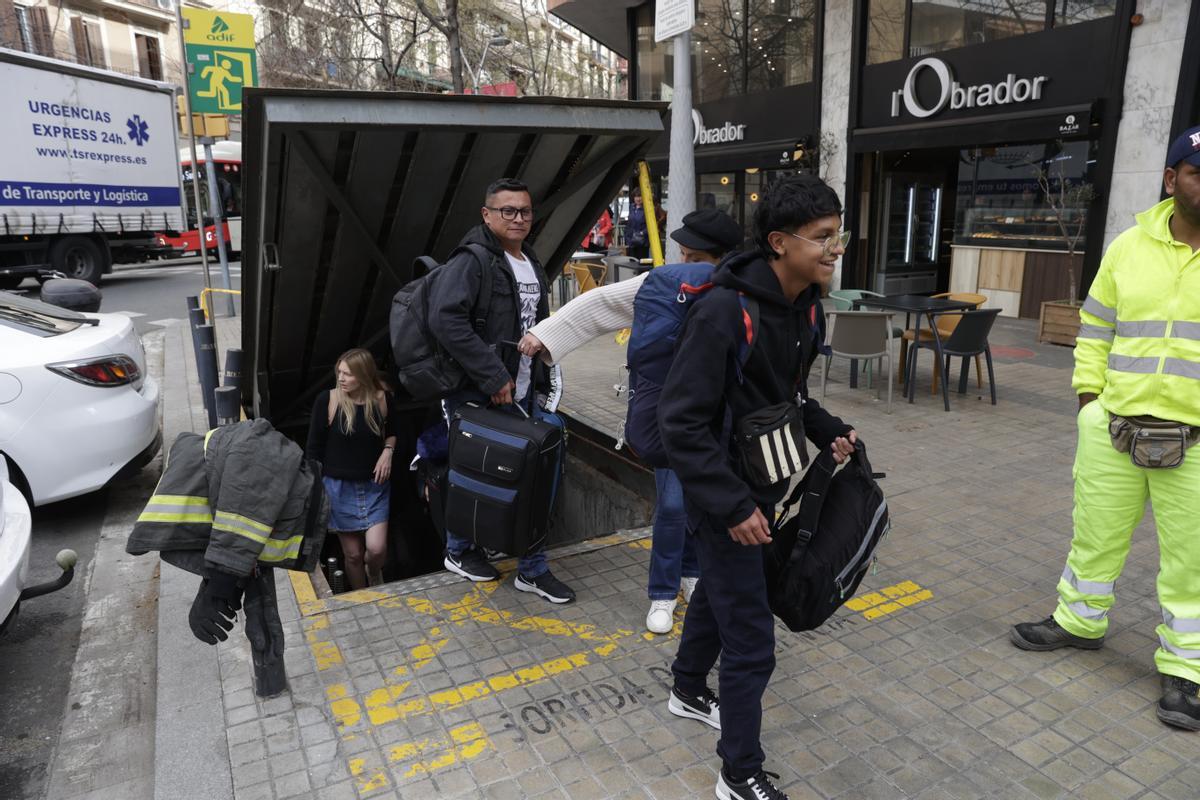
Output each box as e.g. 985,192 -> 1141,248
1058,196 -> 1200,684
127,418 -> 328,576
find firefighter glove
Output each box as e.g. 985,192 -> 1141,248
189,569 -> 245,645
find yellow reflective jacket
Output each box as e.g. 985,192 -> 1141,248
1073,198 -> 1200,426
127,418 -> 328,575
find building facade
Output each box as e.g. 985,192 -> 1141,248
0,0 -> 181,84
234,0 -> 627,99
552,0 -> 1200,317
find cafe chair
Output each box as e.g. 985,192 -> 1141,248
924,308 -> 1002,412
829,288 -> 907,378
602,255 -> 644,283
825,294 -> 853,311
819,310 -> 896,414
901,292 -> 987,394
568,262 -> 606,294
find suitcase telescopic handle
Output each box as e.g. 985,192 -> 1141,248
494,340 -> 531,419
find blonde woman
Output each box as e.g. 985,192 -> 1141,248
306,349 -> 398,589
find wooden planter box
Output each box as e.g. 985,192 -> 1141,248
1038,300 -> 1082,346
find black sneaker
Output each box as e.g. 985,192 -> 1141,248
514,570 -> 575,604
1158,674 -> 1200,731
444,549 -> 499,582
668,685 -> 720,730
716,769 -> 788,800
1010,616 -> 1104,651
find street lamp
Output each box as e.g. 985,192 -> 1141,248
472,34 -> 511,92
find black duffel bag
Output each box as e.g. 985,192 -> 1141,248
764,441 -> 890,632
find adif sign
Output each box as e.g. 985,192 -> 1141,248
890,58 -> 1048,119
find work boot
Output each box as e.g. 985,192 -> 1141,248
1158,675 -> 1200,731
1010,616 -> 1104,651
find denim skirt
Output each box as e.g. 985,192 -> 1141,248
323,477 -> 390,532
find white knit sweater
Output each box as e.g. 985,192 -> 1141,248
528,273 -> 647,364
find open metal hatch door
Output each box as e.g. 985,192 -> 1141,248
239,89 -> 665,427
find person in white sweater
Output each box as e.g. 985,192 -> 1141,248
518,209 -> 745,634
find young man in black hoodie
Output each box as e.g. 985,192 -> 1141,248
658,175 -> 857,800
426,177 -> 575,604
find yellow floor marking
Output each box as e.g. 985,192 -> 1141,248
302,615 -> 343,671
410,631 -> 448,669
327,642 -> 620,730
390,722 -> 493,778
628,539 -> 653,550
350,722 -> 494,791
327,684 -> 362,729
844,580 -> 933,620
288,570 -> 327,616
348,756 -> 389,793
383,582 -> 636,646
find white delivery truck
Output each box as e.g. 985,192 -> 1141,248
0,49 -> 185,287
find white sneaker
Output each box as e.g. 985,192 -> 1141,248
646,598 -> 677,634
681,577 -> 699,604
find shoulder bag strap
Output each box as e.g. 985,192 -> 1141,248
774,448 -> 837,559
466,243 -> 494,336
733,293 -> 759,385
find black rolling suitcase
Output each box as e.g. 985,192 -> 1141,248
445,404 -> 564,557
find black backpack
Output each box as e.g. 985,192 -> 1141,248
390,243 -> 492,401
764,442 -> 890,632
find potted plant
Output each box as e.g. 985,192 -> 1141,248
1035,159 -> 1096,346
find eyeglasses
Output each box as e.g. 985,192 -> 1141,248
784,229 -> 852,257
487,206 -> 534,221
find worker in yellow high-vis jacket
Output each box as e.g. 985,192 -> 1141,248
1012,125 -> 1200,731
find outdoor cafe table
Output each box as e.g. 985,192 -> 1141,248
851,294 -> 978,403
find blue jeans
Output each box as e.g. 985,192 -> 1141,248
442,389 -> 554,578
648,468 -> 700,600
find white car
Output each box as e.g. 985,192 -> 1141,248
1,457 -> 78,634
0,458 -> 31,632
0,291 -> 161,506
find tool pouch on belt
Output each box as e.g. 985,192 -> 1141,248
1108,414 -> 1200,469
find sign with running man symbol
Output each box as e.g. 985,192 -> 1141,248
182,8 -> 258,115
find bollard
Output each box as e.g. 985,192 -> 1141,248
195,324 -> 220,429
331,570 -> 346,595
223,348 -> 243,390
187,305 -> 210,420
215,386 -> 240,425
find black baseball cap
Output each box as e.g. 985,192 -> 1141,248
669,209 -> 744,254
1166,125 -> 1200,169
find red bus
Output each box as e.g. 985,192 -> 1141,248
159,140 -> 242,258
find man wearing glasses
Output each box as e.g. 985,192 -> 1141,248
427,177 -> 575,604
657,175 -> 857,800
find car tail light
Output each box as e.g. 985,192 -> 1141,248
47,355 -> 141,387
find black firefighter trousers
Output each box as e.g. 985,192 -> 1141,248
671,510 -> 776,780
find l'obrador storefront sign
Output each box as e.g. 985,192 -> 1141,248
853,20 -> 1116,148
889,57 -> 1049,120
